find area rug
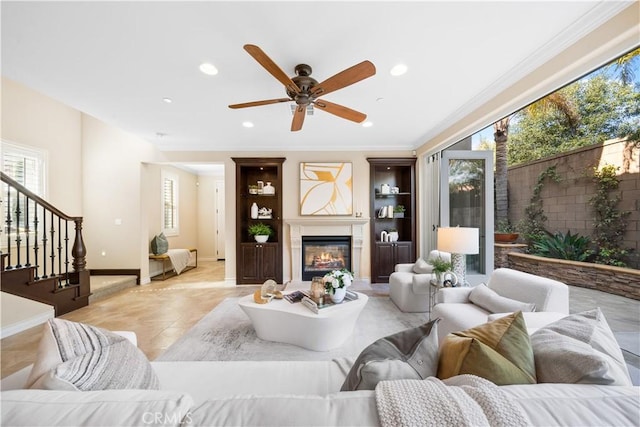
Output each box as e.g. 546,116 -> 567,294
156,296 -> 426,361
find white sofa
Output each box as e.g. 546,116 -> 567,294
389,250 -> 451,312
432,267 -> 570,341
2,358 -> 639,426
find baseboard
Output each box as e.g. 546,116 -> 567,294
1,310 -> 54,339
90,269 -> 141,284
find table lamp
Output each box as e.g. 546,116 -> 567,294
437,227 -> 479,286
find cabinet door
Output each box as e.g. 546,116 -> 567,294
239,243 -> 260,283
394,242 -> 413,265
261,243 -> 279,280
374,243 -> 396,283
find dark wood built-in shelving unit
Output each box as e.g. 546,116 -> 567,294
367,158 -> 416,283
233,157 -> 285,284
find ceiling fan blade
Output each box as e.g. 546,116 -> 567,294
313,99 -> 366,123
244,44 -> 300,95
311,60 -> 376,97
228,98 -> 291,109
291,105 -> 306,131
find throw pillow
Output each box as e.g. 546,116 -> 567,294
150,233 -> 169,255
531,308 -> 632,385
469,283 -> 536,313
341,319 -> 440,391
25,318 -> 159,391
412,258 -> 432,274
437,311 -> 536,385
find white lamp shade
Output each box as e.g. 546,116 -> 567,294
437,227 -> 479,254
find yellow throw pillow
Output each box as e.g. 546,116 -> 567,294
437,311 -> 536,385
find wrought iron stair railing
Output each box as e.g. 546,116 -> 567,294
1,171 -> 89,315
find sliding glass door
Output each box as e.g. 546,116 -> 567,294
440,150 -> 493,284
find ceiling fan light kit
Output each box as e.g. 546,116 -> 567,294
229,44 -> 376,132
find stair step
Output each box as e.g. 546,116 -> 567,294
89,275 -> 137,303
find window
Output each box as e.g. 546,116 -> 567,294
1,141 -> 46,196
162,170 -> 179,236
1,141 -> 47,237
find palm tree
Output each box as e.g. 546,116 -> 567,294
613,47 -> 639,85
493,117 -> 510,225
493,94 -> 578,226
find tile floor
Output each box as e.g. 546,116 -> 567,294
1,261 -> 638,381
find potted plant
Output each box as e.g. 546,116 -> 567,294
323,268 -> 354,303
248,222 -> 273,243
428,256 -> 453,285
495,219 -> 519,243
394,205 -> 406,218
388,228 -> 399,242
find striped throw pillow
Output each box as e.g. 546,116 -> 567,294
26,318 -> 159,391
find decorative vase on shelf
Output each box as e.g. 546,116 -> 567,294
262,182 -> 275,195
250,202 -> 259,219
331,287 -> 346,304
389,231 -> 399,242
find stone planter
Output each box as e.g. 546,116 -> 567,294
507,252 -> 640,300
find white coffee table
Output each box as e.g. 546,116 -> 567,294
238,291 -> 368,351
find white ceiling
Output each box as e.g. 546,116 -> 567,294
1,1 -> 632,154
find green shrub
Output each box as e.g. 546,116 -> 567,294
531,230 -> 593,262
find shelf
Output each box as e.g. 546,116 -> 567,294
374,192 -> 411,198
368,157 -> 416,283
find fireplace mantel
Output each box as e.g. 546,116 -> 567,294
284,218 -> 369,227
284,218 -> 370,282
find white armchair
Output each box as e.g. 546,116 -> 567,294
432,268 -> 569,341
389,250 -> 451,312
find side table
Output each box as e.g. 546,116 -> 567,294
429,279 -> 440,320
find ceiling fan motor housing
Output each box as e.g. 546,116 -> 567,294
288,64 -> 318,104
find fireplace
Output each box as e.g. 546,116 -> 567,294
302,236 -> 351,281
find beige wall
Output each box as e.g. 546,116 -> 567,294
81,115 -> 164,273
1,78 -> 83,214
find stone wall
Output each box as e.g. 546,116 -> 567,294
508,138 -> 639,269
507,252 -> 640,300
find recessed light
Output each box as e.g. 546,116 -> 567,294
362,121 -> 373,128
390,64 -> 408,76
199,63 -> 219,76
162,97 -> 173,104
242,121 -> 254,128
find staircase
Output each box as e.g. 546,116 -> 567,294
1,172 -> 90,316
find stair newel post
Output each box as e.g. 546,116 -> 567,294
72,218 -> 86,272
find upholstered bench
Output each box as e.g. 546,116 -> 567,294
149,248 -> 197,280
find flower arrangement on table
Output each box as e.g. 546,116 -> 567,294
323,268 -> 354,295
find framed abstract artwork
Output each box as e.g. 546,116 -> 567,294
300,162 -> 353,215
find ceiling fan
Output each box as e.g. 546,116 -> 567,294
228,44 -> 376,132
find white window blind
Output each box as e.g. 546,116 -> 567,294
162,171 -> 179,236
2,142 -> 46,196
1,141 -> 47,237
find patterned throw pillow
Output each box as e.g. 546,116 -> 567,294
437,311 -> 536,385
531,308 -> 632,385
151,233 -> 169,255
341,319 -> 440,391
26,318 -> 159,391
